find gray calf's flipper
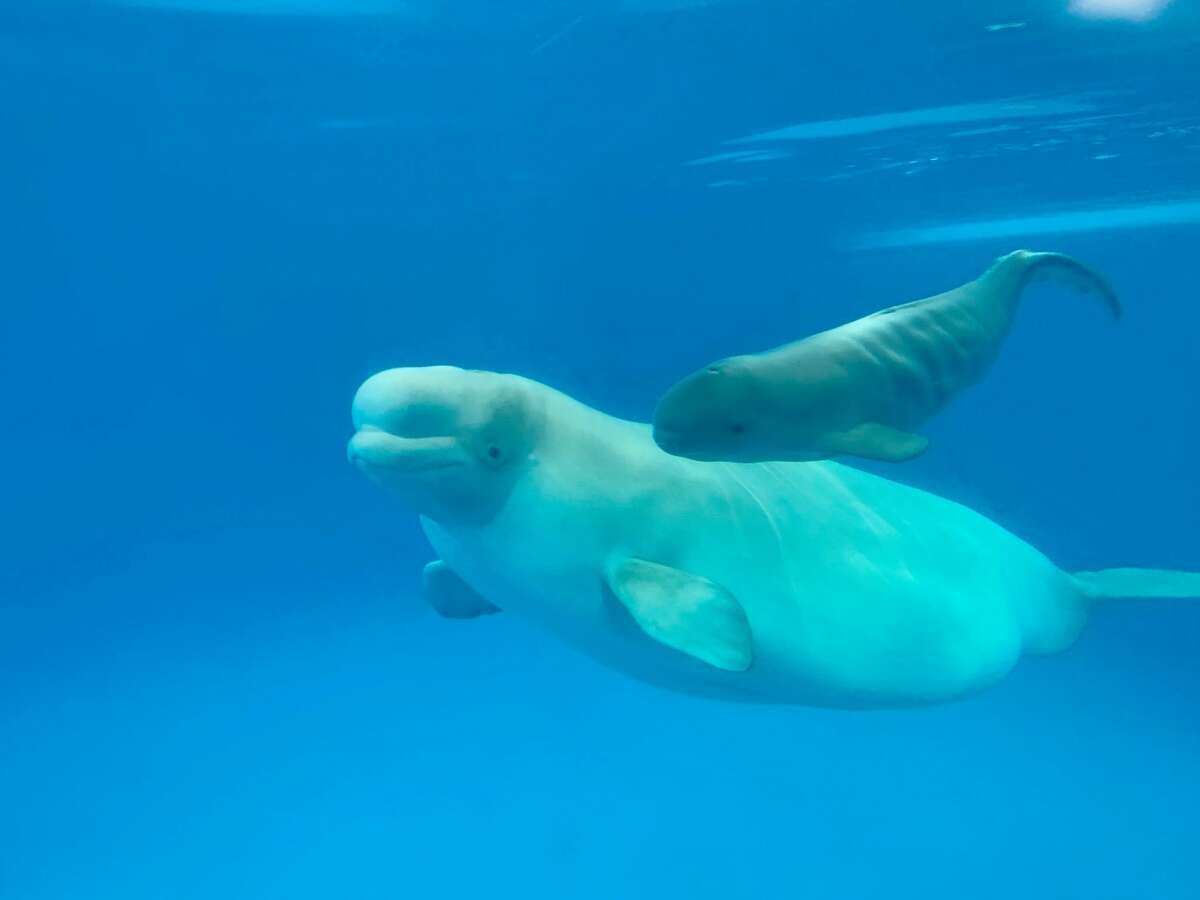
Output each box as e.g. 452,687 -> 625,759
824,423 -> 930,462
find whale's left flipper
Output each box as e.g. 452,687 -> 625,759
605,558 -> 754,672
423,560 -> 501,619
1074,567 -> 1200,601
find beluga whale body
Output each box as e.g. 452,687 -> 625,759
652,249 -> 1120,464
348,365 -> 1199,709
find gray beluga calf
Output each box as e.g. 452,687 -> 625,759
652,249 -> 1120,463
348,365 -> 1199,709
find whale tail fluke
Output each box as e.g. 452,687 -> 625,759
1074,567 -> 1200,602
986,249 -> 1122,319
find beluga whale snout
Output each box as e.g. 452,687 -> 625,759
347,366 -> 542,526
653,357 -> 795,462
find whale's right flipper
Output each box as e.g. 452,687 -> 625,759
423,560 -> 501,619
823,422 -> 930,463
1074,567 -> 1200,602
605,558 -> 754,672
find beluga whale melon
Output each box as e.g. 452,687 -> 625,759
348,365 -> 1198,709
652,249 -> 1120,464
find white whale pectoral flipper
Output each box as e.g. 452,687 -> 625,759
423,560 -> 501,619
604,558 -> 754,672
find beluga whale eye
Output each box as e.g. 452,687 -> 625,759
479,439 -> 510,468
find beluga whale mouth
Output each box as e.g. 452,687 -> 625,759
347,365 -> 472,477
346,428 -> 466,475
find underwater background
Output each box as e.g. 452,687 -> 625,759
2,1 -> 1198,897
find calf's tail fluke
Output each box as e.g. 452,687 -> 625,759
987,249 -> 1122,319
1074,567 -> 1200,601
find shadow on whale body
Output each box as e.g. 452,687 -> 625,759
348,365 -> 1200,709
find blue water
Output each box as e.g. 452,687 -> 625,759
3,1 -> 1198,897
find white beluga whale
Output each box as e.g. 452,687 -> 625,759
348,365 -> 1200,708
